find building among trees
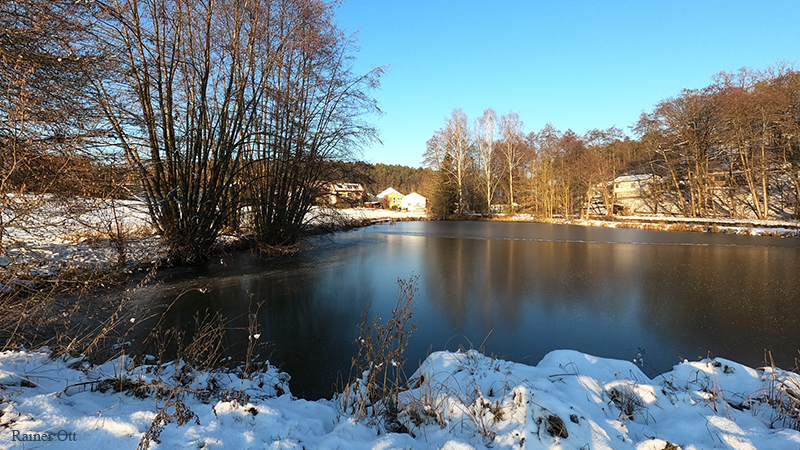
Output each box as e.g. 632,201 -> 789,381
324,183 -> 365,206
401,192 -> 428,212
376,187 -> 404,209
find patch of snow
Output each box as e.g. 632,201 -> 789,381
2,201 -> 426,281
2,348 -> 799,449
1,197 -> 162,277
306,206 -> 428,224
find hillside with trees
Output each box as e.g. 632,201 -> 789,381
325,160 -> 433,198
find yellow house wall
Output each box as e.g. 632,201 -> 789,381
385,193 -> 403,207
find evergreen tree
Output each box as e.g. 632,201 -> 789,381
429,154 -> 458,219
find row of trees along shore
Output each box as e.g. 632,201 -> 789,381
425,66 -> 800,221
3,1 -> 799,264
1,0 -> 382,263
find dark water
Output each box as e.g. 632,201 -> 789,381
133,221 -> 800,399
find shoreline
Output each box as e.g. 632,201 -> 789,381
1,346 -> 799,449
345,207 -> 800,237
416,210 -> 800,236
509,214 -> 800,237
3,205 -> 800,448
4,205 -> 796,282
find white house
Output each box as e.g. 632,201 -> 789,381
401,192 -> 427,211
590,174 -> 662,215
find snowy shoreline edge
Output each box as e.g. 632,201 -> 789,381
1,347 -> 799,449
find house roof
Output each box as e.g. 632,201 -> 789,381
376,187 -> 403,198
330,182 -> 364,192
403,192 -> 426,201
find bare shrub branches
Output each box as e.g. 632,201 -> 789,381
343,275 -> 418,425
90,0 -> 381,262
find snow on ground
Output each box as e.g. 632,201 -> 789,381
2,348 -> 800,449
508,214 -> 800,237
1,197 -> 161,277
306,206 -> 428,224
1,202 -> 427,279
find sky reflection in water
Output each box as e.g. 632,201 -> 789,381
146,221 -> 800,399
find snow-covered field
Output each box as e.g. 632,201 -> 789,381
2,348 -> 799,449
1,197 -> 161,277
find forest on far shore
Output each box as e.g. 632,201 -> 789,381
3,0 -> 799,267
421,66 -> 800,220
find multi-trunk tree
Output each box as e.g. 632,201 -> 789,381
91,0 -> 380,261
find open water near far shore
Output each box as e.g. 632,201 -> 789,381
129,221 -> 800,399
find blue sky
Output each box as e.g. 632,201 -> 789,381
334,1 -> 800,168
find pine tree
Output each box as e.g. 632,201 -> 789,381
429,154 -> 458,219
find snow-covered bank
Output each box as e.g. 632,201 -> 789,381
2,348 -> 799,449
1,203 -> 427,280
506,214 -> 800,237
308,206 -> 428,223
1,198 -> 161,278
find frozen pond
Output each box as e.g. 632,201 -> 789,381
136,221 -> 800,399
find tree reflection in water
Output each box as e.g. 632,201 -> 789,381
139,221 -> 800,399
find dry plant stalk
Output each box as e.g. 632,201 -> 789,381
345,275 -> 418,424
758,352 -> 800,431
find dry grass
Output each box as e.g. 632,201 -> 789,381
62,223 -> 153,245
341,275 -> 418,427
398,365 -> 450,433
608,383 -> 646,422
755,353 -> 800,431
393,350 -> 521,442
0,256 -> 160,359
134,309 -> 227,450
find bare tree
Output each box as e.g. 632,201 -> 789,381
423,109 -> 473,213
581,127 -> 624,217
714,68 -> 790,219
770,70 -> 800,218
242,0 -> 382,249
498,112 -> 525,214
1,0 -> 103,255
475,108 -> 498,214
91,0 -> 380,261
637,89 -> 719,217
555,129 -> 586,217
527,124 -> 561,218
91,0 -> 255,262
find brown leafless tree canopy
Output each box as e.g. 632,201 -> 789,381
90,0 -> 381,261
425,66 -> 800,221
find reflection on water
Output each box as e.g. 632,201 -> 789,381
137,221 -> 800,399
